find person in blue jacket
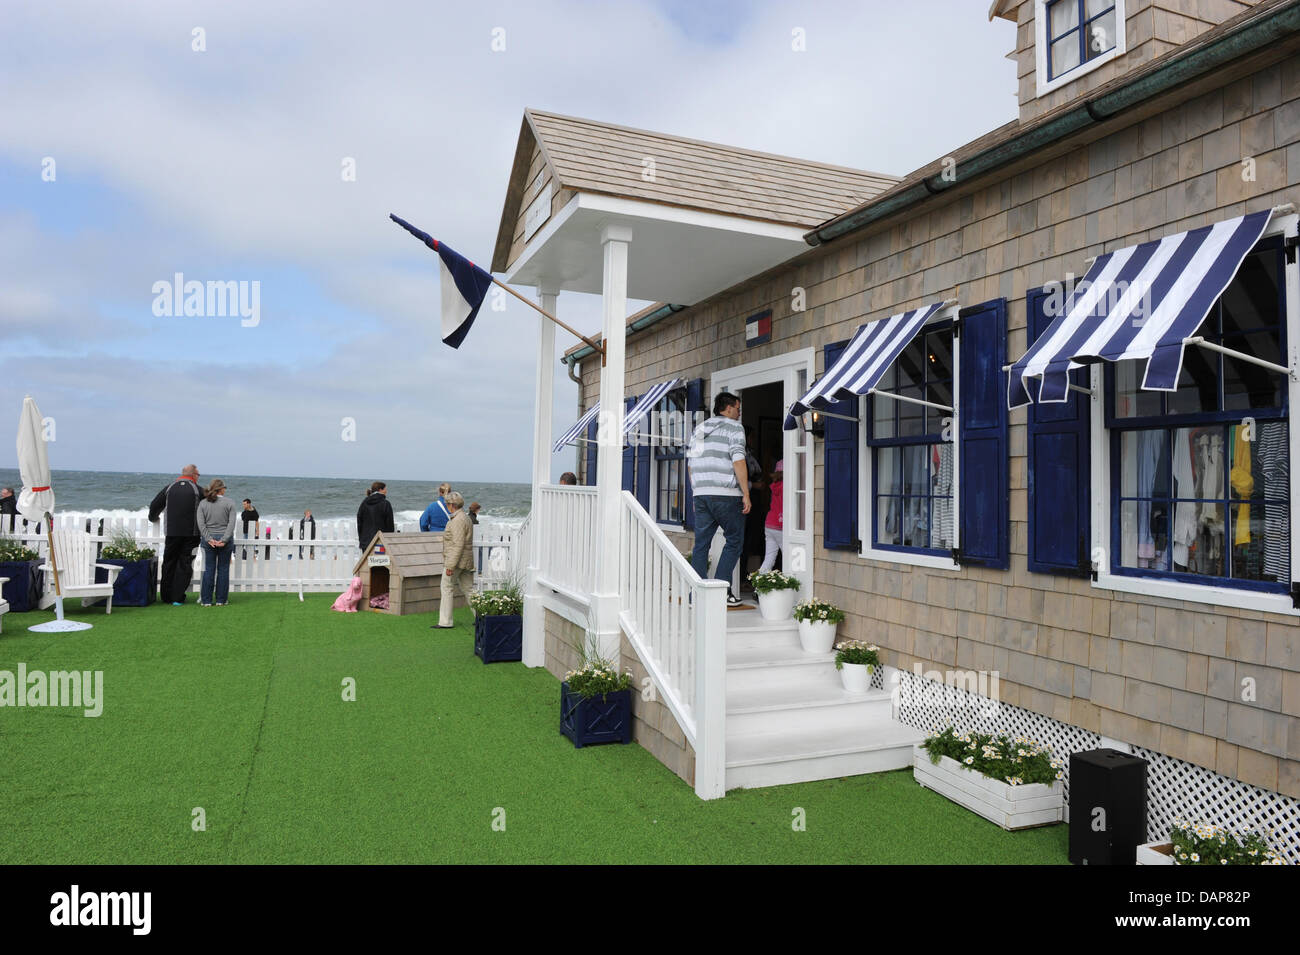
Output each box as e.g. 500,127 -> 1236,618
420,482 -> 453,532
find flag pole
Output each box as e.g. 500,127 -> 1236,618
488,276 -> 606,365
388,212 -> 606,364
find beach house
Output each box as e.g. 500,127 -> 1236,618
500,0 -> 1300,856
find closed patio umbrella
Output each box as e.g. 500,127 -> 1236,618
16,396 -> 92,632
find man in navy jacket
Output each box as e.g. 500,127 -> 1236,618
149,464 -> 203,605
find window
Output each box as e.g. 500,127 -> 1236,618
652,387 -> 688,524
1106,239 -> 1290,591
868,321 -> 956,555
1036,0 -> 1125,96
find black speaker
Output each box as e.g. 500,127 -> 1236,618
1069,748 -> 1148,865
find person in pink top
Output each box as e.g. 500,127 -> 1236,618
758,460 -> 784,573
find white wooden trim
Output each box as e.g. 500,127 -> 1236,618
1034,0 -> 1127,98
855,308 -> 961,570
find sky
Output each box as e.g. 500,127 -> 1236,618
0,1 -> 1017,484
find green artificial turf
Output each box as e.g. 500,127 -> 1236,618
0,594 -> 1070,864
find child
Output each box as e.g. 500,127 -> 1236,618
758,461 -> 784,573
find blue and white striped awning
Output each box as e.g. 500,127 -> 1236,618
623,378 -> 682,439
1009,210 -> 1274,407
552,377 -> 684,451
552,402 -> 601,453
784,302 -> 950,429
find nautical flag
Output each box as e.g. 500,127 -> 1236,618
390,214 -> 493,349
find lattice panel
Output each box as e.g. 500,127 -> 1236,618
894,669 -> 1100,808
893,669 -> 1299,863
1134,745 -> 1300,865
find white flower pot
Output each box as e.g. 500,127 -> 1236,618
839,662 -> 872,693
1136,841 -> 1176,865
757,588 -> 796,622
912,746 -> 1064,831
797,619 -> 837,653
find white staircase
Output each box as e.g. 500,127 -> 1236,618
724,608 -> 924,791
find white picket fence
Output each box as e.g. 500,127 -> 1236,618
0,514 -> 524,597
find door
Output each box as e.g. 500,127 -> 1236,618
713,349 -> 815,598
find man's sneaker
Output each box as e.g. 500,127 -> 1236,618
726,591 -> 743,608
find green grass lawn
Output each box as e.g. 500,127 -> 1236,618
0,594 -> 1070,864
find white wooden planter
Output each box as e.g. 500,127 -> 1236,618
1136,841 -> 1176,865
912,746 -> 1063,831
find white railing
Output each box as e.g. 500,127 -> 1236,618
532,485 -> 599,601
1,514 -> 522,596
618,491 -> 727,800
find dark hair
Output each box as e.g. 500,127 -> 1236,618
242,498 -> 252,505
369,481 -> 386,494
559,472 -> 578,486
713,392 -> 740,416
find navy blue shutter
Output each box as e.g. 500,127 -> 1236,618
1026,286 -> 1091,575
683,378 -> 704,530
621,396 -> 636,494
957,299 -> 1009,569
823,340 -> 859,550
635,424 -> 652,511
585,412 -> 598,486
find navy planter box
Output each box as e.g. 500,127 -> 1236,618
560,683 -> 632,748
0,560 -> 44,613
94,558 -> 158,608
474,613 -> 522,663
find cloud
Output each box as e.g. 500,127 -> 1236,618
0,0 -> 1016,481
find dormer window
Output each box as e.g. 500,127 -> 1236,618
1036,0 -> 1126,95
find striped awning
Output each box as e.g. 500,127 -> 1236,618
623,378 -> 682,439
552,402 -> 601,453
1008,210 -> 1274,407
784,302 -> 950,429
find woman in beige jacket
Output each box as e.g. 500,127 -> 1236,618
435,491 -> 475,628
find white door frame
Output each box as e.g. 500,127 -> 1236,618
713,348 -> 816,597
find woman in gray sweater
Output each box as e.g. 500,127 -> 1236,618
197,479 -> 238,606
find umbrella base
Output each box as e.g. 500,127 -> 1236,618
29,620 -> 94,632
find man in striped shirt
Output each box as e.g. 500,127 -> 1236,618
687,392 -> 750,607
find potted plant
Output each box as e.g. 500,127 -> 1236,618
560,652 -> 633,748
749,570 -> 800,622
792,598 -> 844,653
913,726 -> 1064,830
94,530 -> 158,608
0,535 -> 44,613
469,585 -> 523,664
834,639 -> 879,693
1138,819 -> 1285,865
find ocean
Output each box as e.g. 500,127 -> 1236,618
0,469 -> 532,526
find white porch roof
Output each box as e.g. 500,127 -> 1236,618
493,109 -> 899,304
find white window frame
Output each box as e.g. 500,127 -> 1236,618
1035,0 -> 1127,98
857,305 -> 962,573
1089,211 -> 1300,616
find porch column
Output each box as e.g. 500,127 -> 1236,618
592,223 -> 632,662
522,282 -> 558,669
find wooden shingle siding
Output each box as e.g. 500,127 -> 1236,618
582,51 -> 1300,798
1011,0 -> 1264,123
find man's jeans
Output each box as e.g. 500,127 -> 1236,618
691,495 -> 745,587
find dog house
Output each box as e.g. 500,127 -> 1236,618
351,532 -> 467,616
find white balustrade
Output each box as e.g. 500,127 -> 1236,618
531,484 -> 599,600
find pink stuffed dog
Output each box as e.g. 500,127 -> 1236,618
332,576 -> 364,612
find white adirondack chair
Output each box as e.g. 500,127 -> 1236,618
0,576 -> 8,633
38,528 -> 121,613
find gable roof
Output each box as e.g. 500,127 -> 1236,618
491,109 -> 899,272
352,531 -> 446,578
